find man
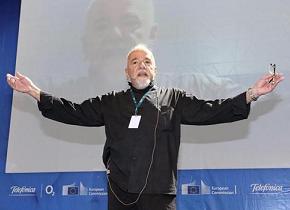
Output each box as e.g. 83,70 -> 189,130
82,0 -> 157,94
6,44 -> 284,210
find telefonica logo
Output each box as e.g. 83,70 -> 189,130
250,184 -> 288,194
9,185 -> 36,196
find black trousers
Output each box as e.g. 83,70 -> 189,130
108,179 -> 176,210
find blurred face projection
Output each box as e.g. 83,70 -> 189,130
126,49 -> 156,89
83,0 -> 156,91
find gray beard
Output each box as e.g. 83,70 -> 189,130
133,78 -> 151,89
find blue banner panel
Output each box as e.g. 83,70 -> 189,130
177,169 -> 290,210
2,169 -> 290,210
0,172 -> 108,210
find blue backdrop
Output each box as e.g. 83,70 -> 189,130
1,0 -> 290,209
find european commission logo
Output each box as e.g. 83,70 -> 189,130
62,183 -> 79,196
181,180 -> 210,195
62,182 -> 107,196
181,184 -> 200,195
188,185 -> 200,194
181,180 -> 237,195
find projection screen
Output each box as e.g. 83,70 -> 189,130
6,0 -> 290,172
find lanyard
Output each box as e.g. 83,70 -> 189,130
130,87 -> 153,115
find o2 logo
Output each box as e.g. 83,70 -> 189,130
45,185 -> 55,196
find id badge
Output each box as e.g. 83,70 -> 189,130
128,115 -> 141,128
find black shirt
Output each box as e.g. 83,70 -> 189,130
38,85 -> 250,194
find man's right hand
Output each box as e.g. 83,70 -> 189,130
6,72 -> 41,101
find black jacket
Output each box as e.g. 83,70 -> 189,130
38,84 -> 250,194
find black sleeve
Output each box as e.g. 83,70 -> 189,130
179,91 -> 251,125
37,91 -> 104,127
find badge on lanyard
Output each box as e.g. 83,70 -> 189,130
128,87 -> 153,129
128,115 -> 141,128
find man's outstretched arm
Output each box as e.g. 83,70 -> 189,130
180,72 -> 285,125
6,72 -> 104,126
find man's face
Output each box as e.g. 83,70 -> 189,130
84,0 -> 156,62
126,50 -> 156,89
83,0 -> 157,92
